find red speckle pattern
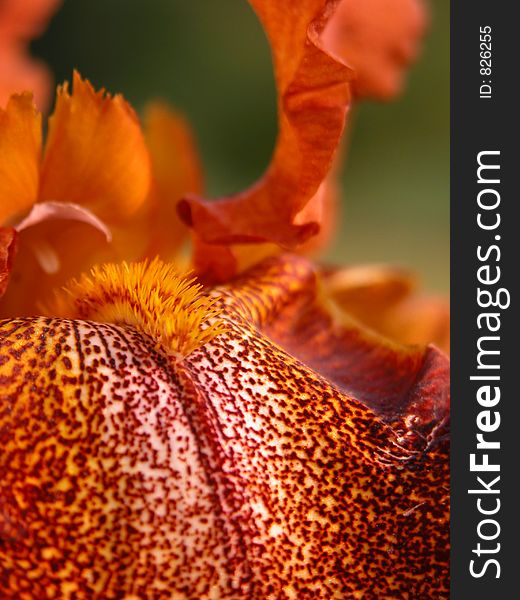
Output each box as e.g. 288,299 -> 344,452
0,255 -> 449,598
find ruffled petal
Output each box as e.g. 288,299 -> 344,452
0,79 -> 188,315
0,92 -> 41,225
0,255 -> 449,597
220,256 -> 449,424
178,0 -> 353,257
143,102 -> 203,260
190,159 -> 341,285
322,0 -> 428,99
39,72 -> 151,223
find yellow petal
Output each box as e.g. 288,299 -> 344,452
0,92 -> 41,225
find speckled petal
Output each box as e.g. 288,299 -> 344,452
0,255 -> 449,598
0,319 -> 234,598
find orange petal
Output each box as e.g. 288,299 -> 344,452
190,237 -> 285,285
324,264 -> 450,352
0,0 -> 61,41
382,294 -> 450,353
143,102 -> 203,260
0,255 -> 449,597
0,92 -> 41,225
191,161 -> 341,285
2,97 -> 198,315
0,208 -> 156,318
178,0 -> 353,260
295,166 -> 340,255
0,227 -> 17,297
0,46 -> 53,112
324,263 -> 416,320
189,238 -> 239,285
322,0 -> 428,99
0,224 -> 104,318
225,256 -> 448,422
39,72 -> 151,223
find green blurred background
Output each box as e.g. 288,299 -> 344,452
33,0 -> 449,292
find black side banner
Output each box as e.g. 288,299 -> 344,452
451,1 -> 518,597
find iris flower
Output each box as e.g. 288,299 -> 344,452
0,0 -> 449,598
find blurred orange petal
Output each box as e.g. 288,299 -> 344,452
324,264 -> 416,316
0,201 -> 113,316
0,0 -> 61,40
144,102 -> 203,259
179,0 -> 353,259
325,264 -> 450,352
322,0 -> 428,99
295,165 -> 340,255
0,0 -> 61,110
0,92 -> 41,225
0,75 -> 206,312
40,72 -> 151,223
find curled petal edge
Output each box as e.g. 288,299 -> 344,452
178,0 -> 353,259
